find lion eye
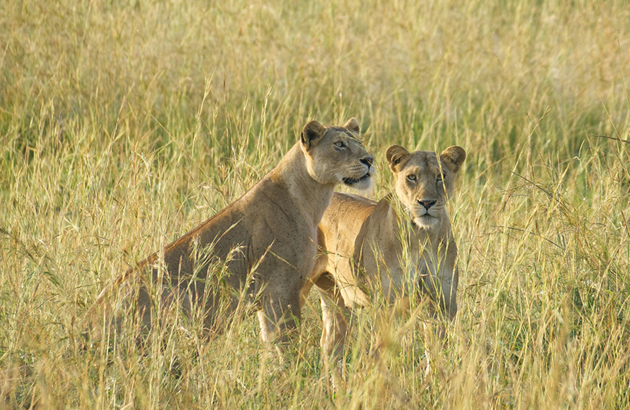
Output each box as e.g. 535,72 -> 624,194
407,174 -> 417,182
334,141 -> 345,148
436,176 -> 443,184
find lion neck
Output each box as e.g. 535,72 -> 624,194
269,143 -> 335,226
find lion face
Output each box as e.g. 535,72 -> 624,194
301,118 -> 374,190
386,145 -> 466,230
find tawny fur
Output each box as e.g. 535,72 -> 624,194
307,145 -> 466,358
84,118 -> 374,345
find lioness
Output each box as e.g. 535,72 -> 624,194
308,145 -> 465,358
87,118 -> 374,345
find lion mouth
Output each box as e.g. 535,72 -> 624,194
413,214 -> 439,229
342,173 -> 371,186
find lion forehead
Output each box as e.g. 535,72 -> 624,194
322,127 -> 362,144
400,152 -> 441,176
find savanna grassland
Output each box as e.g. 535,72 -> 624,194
1,0 -> 630,408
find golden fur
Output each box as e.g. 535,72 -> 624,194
85,119 -> 374,345
307,145 -> 466,358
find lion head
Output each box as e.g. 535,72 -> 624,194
386,145 -> 466,230
301,118 -> 374,190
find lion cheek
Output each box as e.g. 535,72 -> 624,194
305,158 -> 335,185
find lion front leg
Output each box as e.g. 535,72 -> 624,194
437,242 -> 459,320
422,271 -> 457,322
420,246 -> 459,321
314,273 -> 349,363
440,267 -> 458,320
256,286 -> 302,348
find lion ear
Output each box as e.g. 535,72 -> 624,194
386,145 -> 410,172
440,146 -> 466,174
343,118 -> 360,134
301,120 -> 326,150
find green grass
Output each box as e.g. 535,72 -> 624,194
1,0 -> 630,407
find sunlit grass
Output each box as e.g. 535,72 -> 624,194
1,0 -> 629,407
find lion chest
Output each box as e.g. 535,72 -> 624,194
247,200 -> 318,281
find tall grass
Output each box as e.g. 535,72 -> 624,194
1,0 -> 629,407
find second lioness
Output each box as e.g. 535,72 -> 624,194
308,145 -> 466,358
88,118 -> 373,345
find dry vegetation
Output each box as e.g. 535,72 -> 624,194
1,0 -> 630,408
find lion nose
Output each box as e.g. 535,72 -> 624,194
360,156 -> 374,167
418,199 -> 437,210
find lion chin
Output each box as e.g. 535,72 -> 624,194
413,214 -> 440,229
342,172 -> 374,191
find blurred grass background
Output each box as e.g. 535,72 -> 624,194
1,0 -> 629,407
